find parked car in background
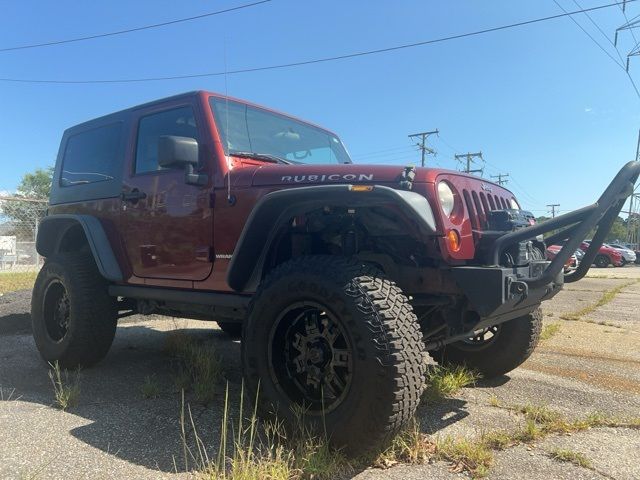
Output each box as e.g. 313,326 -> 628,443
580,241 -> 624,267
545,244 -> 578,272
608,243 -> 637,265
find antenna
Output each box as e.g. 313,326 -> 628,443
223,37 -> 234,205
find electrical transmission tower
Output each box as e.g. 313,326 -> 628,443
408,129 -> 438,167
491,173 -> 509,186
547,204 -> 560,218
615,13 -> 640,72
455,152 -> 484,175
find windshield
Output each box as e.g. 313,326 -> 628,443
210,97 -> 351,165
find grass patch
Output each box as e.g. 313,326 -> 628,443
549,448 -> 592,469
181,385 -> 352,480
165,331 -> 223,403
423,365 -> 478,401
560,281 -> 637,321
375,419 -> 435,467
0,270 -> 38,294
540,323 -> 561,341
48,361 -> 80,411
435,436 -> 492,478
141,375 -> 161,399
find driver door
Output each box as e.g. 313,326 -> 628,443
121,101 -> 213,281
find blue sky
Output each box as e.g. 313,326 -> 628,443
0,0 -> 638,216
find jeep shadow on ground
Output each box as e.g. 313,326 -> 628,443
0,310 -> 480,476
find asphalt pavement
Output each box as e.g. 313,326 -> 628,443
0,265 -> 639,479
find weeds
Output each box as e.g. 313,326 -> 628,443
375,419 -> 435,467
141,375 -> 161,399
540,323 -> 561,341
423,365 -> 478,401
48,361 -> 80,410
180,383 -> 351,480
435,436 -> 492,478
561,281 -> 637,321
549,448 -> 592,469
0,385 -> 17,401
0,270 -> 38,294
165,331 -> 224,403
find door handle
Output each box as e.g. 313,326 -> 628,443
121,189 -> 147,203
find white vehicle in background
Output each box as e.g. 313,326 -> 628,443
608,243 -> 637,265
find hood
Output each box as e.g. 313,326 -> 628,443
231,163 -> 505,189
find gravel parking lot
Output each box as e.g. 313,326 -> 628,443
1,266 -> 639,479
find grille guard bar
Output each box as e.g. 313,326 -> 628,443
488,161 -> 640,288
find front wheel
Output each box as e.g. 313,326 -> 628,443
430,308 -> 542,379
242,256 -> 427,454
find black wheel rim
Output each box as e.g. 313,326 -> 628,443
43,280 -> 70,343
268,302 -> 353,415
458,325 -> 500,351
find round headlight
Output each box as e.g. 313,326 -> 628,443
510,198 -> 520,210
438,181 -> 455,217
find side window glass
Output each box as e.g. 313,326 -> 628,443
135,106 -> 198,174
61,123 -> 122,186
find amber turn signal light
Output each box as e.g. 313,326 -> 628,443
446,229 -> 461,252
350,185 -> 374,192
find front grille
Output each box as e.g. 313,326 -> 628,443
462,188 -> 512,231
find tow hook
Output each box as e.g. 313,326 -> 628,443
510,280 -> 528,298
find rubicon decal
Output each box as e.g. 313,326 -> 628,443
281,173 -> 375,183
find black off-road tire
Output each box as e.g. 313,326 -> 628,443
430,308 -> 542,379
594,254 -> 610,268
217,321 -> 242,339
31,253 -> 117,368
242,255 -> 427,454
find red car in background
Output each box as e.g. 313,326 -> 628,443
580,241 -> 624,268
545,245 -> 578,272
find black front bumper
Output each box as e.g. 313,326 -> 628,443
451,261 -> 563,329
450,161 -> 640,331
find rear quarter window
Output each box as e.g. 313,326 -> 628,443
61,123 -> 122,187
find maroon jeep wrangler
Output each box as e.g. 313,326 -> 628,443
32,91 -> 640,452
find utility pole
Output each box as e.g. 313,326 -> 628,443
547,204 -> 560,218
491,173 -> 509,186
624,192 -> 640,245
455,152 -> 484,175
408,129 -> 439,167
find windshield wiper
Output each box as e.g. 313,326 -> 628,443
228,150 -> 295,165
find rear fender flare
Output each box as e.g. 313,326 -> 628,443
36,214 -> 123,282
226,184 -> 437,292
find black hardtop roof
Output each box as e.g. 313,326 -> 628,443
64,90 -> 202,135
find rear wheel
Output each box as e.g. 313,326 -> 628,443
31,253 -> 117,368
430,308 -> 542,379
242,256 -> 427,453
594,255 -> 610,268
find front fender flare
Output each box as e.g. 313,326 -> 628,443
226,184 -> 437,292
36,214 -> 123,282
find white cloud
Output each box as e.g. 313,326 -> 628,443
584,107 -> 593,113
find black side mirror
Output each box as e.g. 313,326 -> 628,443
157,135 -> 207,186
158,135 -> 198,168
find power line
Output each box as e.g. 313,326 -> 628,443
0,0 -> 633,84
553,0 -> 625,69
559,0 -> 640,98
0,1 -> 272,53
